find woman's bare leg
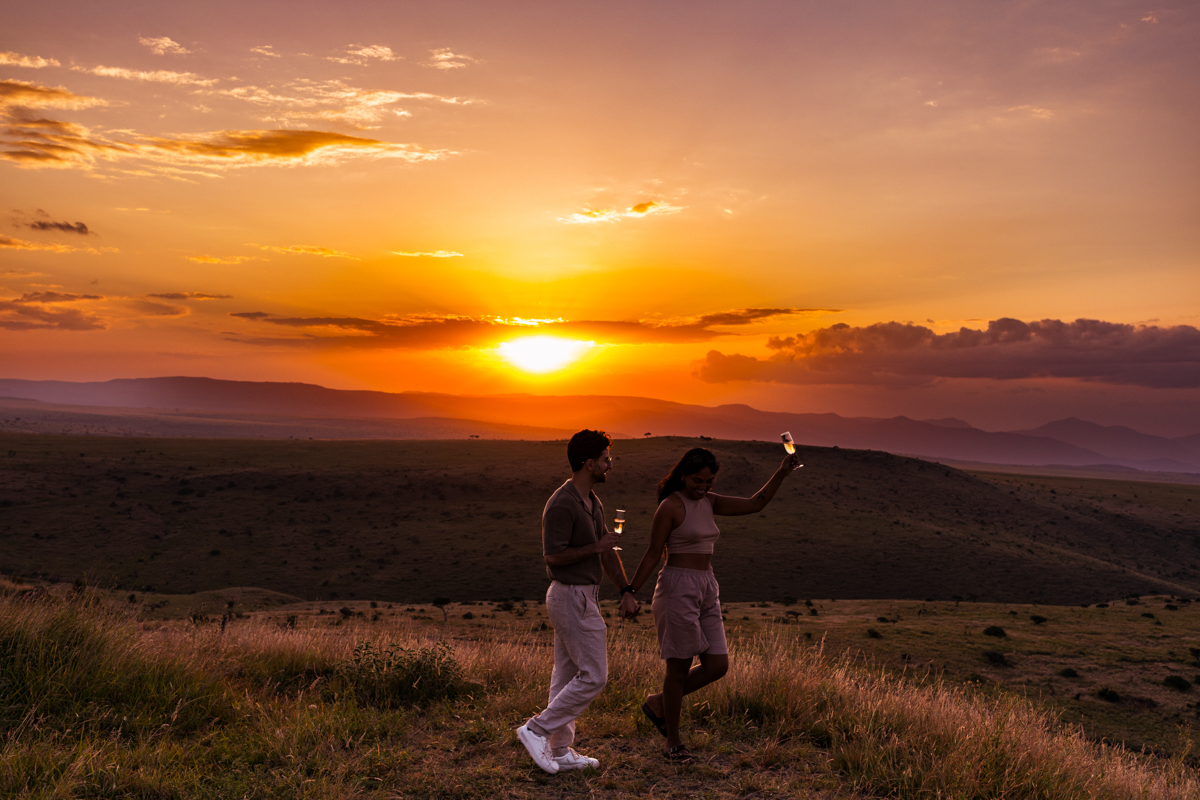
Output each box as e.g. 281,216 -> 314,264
648,653 -> 730,749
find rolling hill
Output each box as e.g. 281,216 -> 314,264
3,376 -> 1199,473
2,432 -> 1197,605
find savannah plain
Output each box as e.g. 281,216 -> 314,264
4,431 -> 1200,798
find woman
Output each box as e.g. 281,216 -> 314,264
623,446 -> 802,761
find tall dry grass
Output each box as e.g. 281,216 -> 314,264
2,595 -> 1197,799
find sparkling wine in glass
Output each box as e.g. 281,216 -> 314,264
781,431 -> 796,454
612,509 -> 626,550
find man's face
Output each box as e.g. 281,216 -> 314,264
587,448 -> 612,483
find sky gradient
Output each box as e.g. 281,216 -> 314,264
2,1 -> 1198,434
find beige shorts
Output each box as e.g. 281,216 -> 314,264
652,566 -> 727,660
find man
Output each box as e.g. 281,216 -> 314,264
516,429 -> 640,774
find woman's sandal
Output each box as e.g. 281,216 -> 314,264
641,702 -> 668,737
664,744 -> 695,763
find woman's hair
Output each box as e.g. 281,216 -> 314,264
657,448 -> 721,502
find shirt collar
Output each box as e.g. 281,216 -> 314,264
563,480 -> 599,511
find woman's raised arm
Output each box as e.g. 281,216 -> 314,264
709,454 -> 801,516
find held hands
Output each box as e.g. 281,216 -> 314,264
619,591 -> 641,620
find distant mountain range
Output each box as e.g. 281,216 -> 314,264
2,376 -> 1198,474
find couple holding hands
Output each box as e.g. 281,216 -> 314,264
516,429 -> 803,772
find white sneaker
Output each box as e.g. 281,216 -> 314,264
554,748 -> 599,770
516,724 -> 560,774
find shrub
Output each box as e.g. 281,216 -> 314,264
982,650 -> 1009,666
338,640 -> 470,708
1163,675 -> 1191,692
866,628 -> 882,639
982,626 -> 1007,638
1029,614 -> 1047,625
1096,687 -> 1121,702
1059,667 -> 1080,678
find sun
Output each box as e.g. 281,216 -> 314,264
497,336 -> 595,374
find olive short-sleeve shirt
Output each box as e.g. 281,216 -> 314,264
542,480 -> 606,585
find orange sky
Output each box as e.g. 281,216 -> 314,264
2,2 -> 1198,434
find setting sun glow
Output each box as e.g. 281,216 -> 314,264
497,336 -> 595,374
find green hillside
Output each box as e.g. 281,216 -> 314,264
2,432 -> 1198,604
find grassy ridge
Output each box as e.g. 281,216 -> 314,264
1,585 -> 1197,799
2,432 -> 1198,605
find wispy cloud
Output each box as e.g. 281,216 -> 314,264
73,65 -> 217,87
391,250 -> 463,258
0,79 -> 105,110
0,234 -> 80,252
0,298 -> 105,330
27,219 -> 90,235
251,244 -> 359,260
216,79 -> 471,127
187,254 -> 255,264
327,45 -> 402,66
225,307 -> 819,349
14,291 -> 102,303
139,37 -> 191,56
558,200 -> 684,224
427,48 -> 478,70
694,318 -> 1200,389
146,292 -> 231,300
0,51 -> 61,69
250,46 -> 281,58
1,102 -> 450,172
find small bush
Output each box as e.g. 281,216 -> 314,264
1029,614 -> 1047,625
982,650 -> 1009,666
1059,667 -> 1080,678
982,626 -> 1006,638
1163,675 -> 1191,692
866,628 -> 882,639
338,639 -> 470,708
1096,687 -> 1121,703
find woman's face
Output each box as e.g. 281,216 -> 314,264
682,467 -> 716,500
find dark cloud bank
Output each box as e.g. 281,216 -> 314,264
695,318 -> 1200,389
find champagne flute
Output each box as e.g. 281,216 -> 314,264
781,432 -> 803,469
612,509 -> 625,550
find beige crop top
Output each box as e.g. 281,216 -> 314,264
667,492 -> 721,555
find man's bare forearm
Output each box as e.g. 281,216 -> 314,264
600,548 -> 630,589
543,540 -> 608,567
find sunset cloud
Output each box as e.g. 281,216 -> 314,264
146,292 -> 232,300
327,45 -> 401,66
250,46 -> 280,58
251,244 -> 359,259
427,49 -> 478,70
1,111 -> 447,171
217,80 -> 470,127
27,219 -> 90,235
391,250 -> 463,258
0,234 -> 79,252
226,307 -> 817,349
0,79 -> 105,110
187,255 -> 255,264
75,65 -> 217,87
694,319 -> 1200,389
0,52 -> 60,69
0,299 -> 105,331
139,37 -> 191,56
558,200 -> 684,224
15,291 -> 102,303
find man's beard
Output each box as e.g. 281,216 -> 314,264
594,470 -> 607,483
